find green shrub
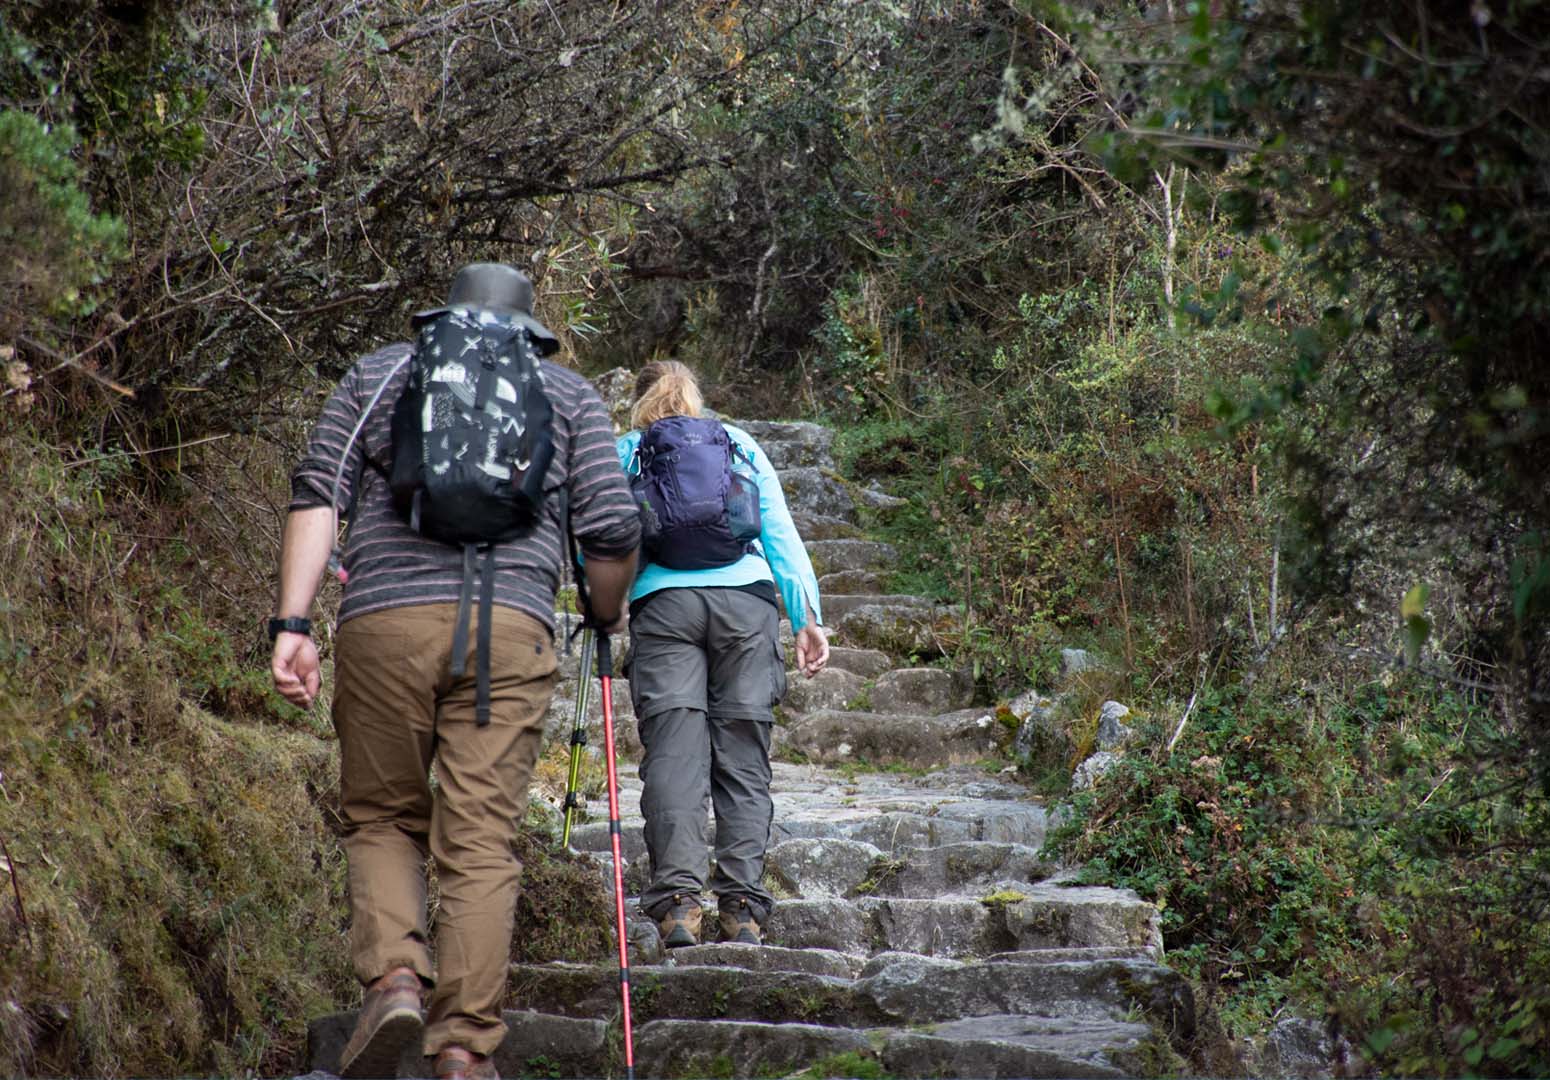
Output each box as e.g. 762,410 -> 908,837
1047,662 -> 1550,1076
0,109 -> 125,325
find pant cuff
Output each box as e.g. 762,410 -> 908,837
424,1022 -> 506,1059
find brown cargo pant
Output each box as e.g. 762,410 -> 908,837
333,602 -> 557,1057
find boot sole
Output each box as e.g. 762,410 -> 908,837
662,926 -> 700,948
339,1006 -> 424,1079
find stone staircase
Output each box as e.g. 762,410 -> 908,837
305,418 -> 1191,1079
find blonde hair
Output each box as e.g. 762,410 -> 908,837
630,360 -> 704,429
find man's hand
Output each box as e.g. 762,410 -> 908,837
272,633 -> 322,708
794,623 -> 829,679
271,506 -> 331,709
581,550 -> 638,639
593,608 -> 628,637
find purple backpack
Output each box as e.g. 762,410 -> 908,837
630,416 -> 762,570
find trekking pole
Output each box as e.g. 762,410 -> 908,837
560,627 -> 595,849
595,631 -> 636,1079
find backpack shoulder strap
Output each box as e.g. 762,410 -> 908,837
328,349 -> 413,582
724,425 -> 756,469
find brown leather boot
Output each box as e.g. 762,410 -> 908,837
655,894 -> 704,948
433,1045 -> 500,1080
338,968 -> 424,1078
718,896 -> 763,945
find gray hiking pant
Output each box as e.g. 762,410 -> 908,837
627,587 -> 786,922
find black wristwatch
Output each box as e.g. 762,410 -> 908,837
267,616 -> 313,641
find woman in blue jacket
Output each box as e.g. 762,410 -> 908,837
618,360 -> 828,946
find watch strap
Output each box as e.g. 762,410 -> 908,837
268,616 -> 313,640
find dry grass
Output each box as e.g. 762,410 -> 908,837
1054,666 -> 1135,768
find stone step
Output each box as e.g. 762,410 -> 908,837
784,708 -> 1005,768
306,1008 -> 609,1079
894,798 -> 1051,845
773,806 -> 1027,851
823,592 -> 938,621
805,539 -> 898,575
767,890 -> 1159,959
580,826 -> 1055,914
584,850 -> 652,900
781,665 -> 867,714
508,961 -> 871,1027
568,820 -> 649,862
573,765 -> 1039,818
570,763 -> 1042,830
835,602 -> 962,658
729,418 -> 836,470
636,1019 -> 870,1079
851,841 -> 1059,899
663,941 -> 865,979
791,511 -> 863,540
505,951 -> 1193,1032
855,482 -> 908,512
779,466 -> 857,523
985,946 -> 1162,964
854,952 -> 1194,1034
588,803 -> 1040,877
819,568 -> 886,594
767,837 -> 884,898
602,885 -> 1154,962
781,802 -> 1049,852
654,942 -> 1153,979
777,761 -> 1032,802
879,1013 -> 1157,1080
988,884 -> 1165,956
637,1014 -> 1155,1080
576,803 -> 1048,890
825,646 -> 894,679
870,666 -> 976,713
769,897 -> 988,958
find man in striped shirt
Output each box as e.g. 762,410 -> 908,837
269,264 -> 639,1080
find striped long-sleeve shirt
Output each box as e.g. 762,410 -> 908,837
289,342 -> 641,630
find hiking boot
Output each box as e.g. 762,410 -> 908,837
338,968 -> 424,1078
656,894 -> 703,948
718,897 -> 763,945
433,1045 -> 500,1080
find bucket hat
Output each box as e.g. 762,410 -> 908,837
412,262 -> 560,355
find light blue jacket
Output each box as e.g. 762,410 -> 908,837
617,422 -> 824,631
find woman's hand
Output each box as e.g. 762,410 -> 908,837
794,623 -> 829,678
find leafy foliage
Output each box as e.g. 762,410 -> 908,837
0,109 -> 125,332
1024,0 -> 1550,725
1048,663 -> 1550,1076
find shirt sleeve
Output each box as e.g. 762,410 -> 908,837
289,363 -> 369,513
739,433 -> 824,631
567,383 -> 641,559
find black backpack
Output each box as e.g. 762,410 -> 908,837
332,307 -> 559,726
630,415 -> 761,570
387,308 -> 555,541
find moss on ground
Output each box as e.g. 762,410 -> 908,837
0,692 -> 354,1077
